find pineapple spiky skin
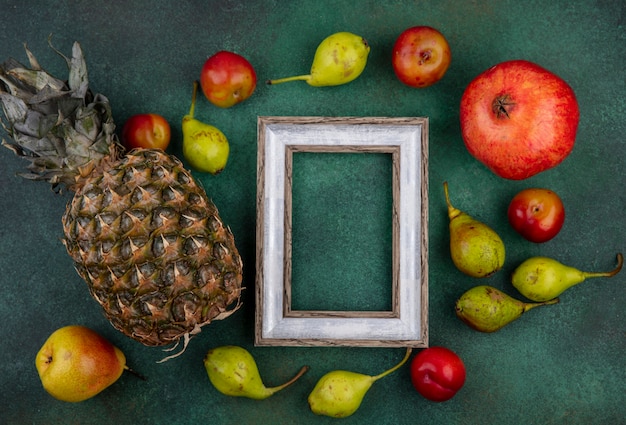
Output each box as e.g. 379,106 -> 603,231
0,40 -> 243,350
62,148 -> 243,346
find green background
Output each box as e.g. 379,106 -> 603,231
291,152 -> 394,312
1,1 -> 624,424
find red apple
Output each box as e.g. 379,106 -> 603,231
392,26 -> 451,88
508,188 -> 565,243
200,51 -> 257,108
460,60 -> 579,180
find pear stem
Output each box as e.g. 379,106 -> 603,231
371,347 -> 413,382
443,181 -> 461,220
582,253 -> 623,279
524,297 -> 560,312
124,365 -> 147,381
266,75 -> 311,85
267,365 -> 310,394
188,80 -> 199,118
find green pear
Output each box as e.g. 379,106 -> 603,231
267,32 -> 370,87
182,81 -> 229,174
203,346 -> 309,400
455,285 -> 559,332
308,347 -> 411,418
512,253 -> 623,302
444,181 -> 505,277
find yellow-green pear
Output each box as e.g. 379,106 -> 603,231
35,325 -> 128,402
182,81 -> 229,174
444,181 -> 505,277
267,32 -> 370,87
203,345 -> 309,399
456,285 -> 559,332
512,253 -> 623,302
308,347 -> 411,418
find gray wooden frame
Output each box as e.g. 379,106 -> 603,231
255,116 -> 429,347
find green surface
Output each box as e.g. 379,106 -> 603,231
291,152 -> 394,312
0,1 -> 624,424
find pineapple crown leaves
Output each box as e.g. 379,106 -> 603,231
0,38 -> 121,192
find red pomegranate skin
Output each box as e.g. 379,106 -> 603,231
460,60 -> 579,180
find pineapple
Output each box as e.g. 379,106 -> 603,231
0,41 -> 243,356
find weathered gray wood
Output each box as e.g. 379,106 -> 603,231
256,116 -> 429,347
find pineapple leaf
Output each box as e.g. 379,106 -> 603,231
75,106 -> 100,140
0,59 -> 37,100
23,43 -> 42,70
13,109 -> 52,138
62,123 -> 96,156
29,84 -> 71,104
10,131 -> 60,158
0,92 -> 27,124
68,42 -> 88,98
7,67 -> 66,93
0,40 -> 118,191
46,38 -> 89,99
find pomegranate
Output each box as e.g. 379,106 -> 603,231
460,60 -> 579,180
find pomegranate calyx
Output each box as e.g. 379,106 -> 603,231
492,95 -> 515,119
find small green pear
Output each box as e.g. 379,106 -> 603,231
308,347 -> 411,418
455,285 -> 559,332
267,32 -> 370,87
512,253 -> 623,302
203,346 -> 309,400
182,81 -> 229,174
444,181 -> 505,278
